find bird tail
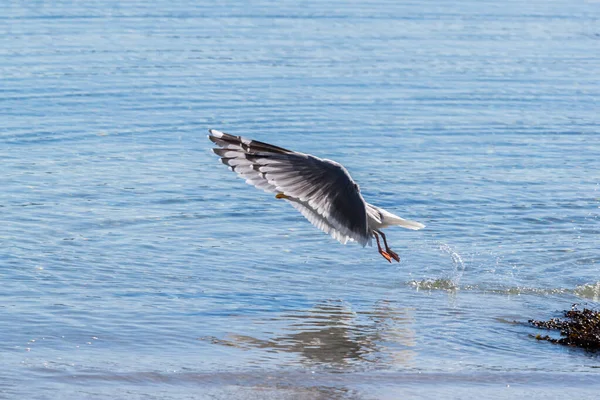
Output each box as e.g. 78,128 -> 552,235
386,216 -> 425,230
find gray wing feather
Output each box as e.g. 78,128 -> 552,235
208,129 -> 370,246
287,200 -> 352,244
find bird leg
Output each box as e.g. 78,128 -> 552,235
373,231 -> 392,263
275,192 -> 290,199
376,230 -> 400,262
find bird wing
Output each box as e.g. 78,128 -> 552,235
208,129 -> 370,246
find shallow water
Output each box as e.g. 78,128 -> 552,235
2,0 -> 600,398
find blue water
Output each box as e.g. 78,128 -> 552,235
2,0 -> 600,398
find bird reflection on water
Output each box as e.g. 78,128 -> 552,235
205,301 -> 416,369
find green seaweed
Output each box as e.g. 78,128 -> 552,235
529,305 -> 600,351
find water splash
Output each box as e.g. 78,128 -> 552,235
574,282 -> 600,302
439,242 -> 467,287
409,278 -> 458,291
409,243 -> 466,291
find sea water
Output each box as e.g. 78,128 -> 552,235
2,0 -> 599,398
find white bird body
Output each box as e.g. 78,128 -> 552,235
208,129 -> 425,262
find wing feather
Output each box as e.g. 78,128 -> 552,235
208,129 -> 370,246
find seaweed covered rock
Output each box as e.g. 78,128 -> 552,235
529,305 -> 600,351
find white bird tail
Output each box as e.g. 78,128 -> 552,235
388,216 -> 425,230
370,204 -> 426,230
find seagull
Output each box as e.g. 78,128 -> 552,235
208,129 -> 425,262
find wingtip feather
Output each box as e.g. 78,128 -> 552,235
208,129 -> 224,138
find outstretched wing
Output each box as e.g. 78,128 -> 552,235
208,129 -> 370,246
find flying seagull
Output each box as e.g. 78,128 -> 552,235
208,129 -> 425,262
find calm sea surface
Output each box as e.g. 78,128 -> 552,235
2,0 -> 599,399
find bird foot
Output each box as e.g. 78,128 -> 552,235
379,250 -> 393,263
275,192 -> 290,199
387,249 -> 400,263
